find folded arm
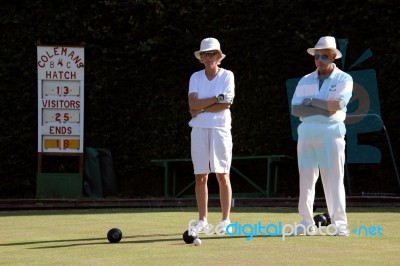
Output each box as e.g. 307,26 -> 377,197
188,93 -> 231,117
291,98 -> 342,118
309,98 -> 346,111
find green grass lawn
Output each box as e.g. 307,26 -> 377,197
0,207 -> 399,265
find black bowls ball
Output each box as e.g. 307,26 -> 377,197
313,214 -> 327,227
107,228 -> 122,243
183,229 -> 197,244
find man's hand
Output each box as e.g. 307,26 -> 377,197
304,97 -> 345,111
303,98 -> 313,106
189,109 -> 203,118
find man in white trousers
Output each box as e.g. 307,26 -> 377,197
291,36 -> 353,236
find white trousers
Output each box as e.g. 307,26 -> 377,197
297,122 -> 348,229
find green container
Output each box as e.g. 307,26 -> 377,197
36,173 -> 82,198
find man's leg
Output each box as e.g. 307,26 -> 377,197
319,136 -> 347,233
216,173 -> 231,221
191,128 -> 211,224
195,174 -> 209,222
210,128 -> 232,225
297,125 -> 319,226
298,164 -> 319,226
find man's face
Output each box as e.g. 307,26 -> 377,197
314,49 -> 335,72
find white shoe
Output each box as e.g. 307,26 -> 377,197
290,224 -> 316,236
191,220 -> 208,234
336,229 -> 349,236
219,220 -> 232,234
334,223 -> 349,236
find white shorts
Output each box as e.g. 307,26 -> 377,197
191,127 -> 232,174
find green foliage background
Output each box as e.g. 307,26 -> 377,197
0,0 -> 399,198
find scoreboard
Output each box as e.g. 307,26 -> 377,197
37,46 -> 84,153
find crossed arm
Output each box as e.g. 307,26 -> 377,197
291,98 -> 345,118
188,93 -> 231,118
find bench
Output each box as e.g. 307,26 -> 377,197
151,155 -> 294,198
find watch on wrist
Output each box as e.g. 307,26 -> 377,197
306,97 -> 313,106
216,94 -> 224,103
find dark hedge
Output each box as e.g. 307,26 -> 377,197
0,0 -> 399,198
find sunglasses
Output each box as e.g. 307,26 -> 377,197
314,54 -> 329,60
200,51 -> 217,57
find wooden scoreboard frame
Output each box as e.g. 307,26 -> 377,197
37,45 -> 84,174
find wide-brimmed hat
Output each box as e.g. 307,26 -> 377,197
307,36 -> 342,59
194,37 -> 226,60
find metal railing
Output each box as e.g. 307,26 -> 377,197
345,113 -> 400,195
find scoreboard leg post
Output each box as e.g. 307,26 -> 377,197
79,154 -> 84,175
36,152 -> 84,199
37,153 -> 43,173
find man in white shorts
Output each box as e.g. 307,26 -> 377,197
188,37 -> 235,233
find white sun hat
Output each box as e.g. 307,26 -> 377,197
307,36 -> 342,59
194,37 -> 226,60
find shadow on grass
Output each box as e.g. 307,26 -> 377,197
2,233 -> 284,249
0,233 -> 177,247
29,234 -> 284,249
